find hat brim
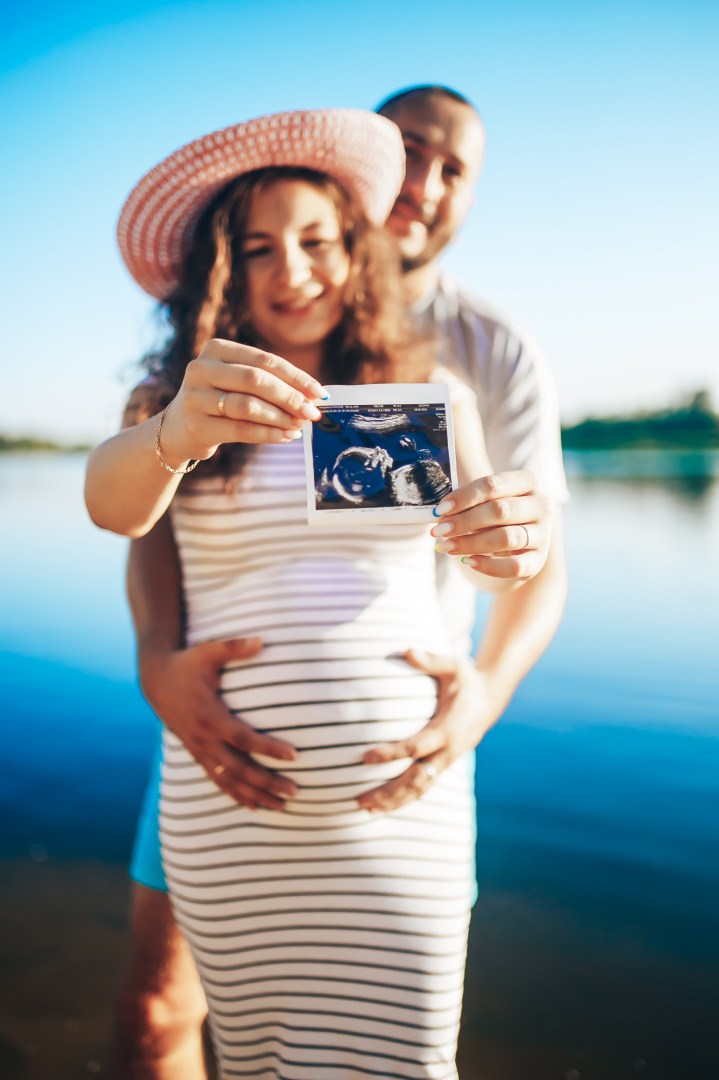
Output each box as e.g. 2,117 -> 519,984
117,109 -> 405,300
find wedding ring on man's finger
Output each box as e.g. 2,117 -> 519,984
217,392 -> 228,417
418,760 -> 438,784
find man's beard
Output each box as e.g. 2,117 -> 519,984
401,252 -> 434,274
399,226 -> 451,274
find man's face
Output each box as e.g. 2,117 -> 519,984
382,93 -> 485,271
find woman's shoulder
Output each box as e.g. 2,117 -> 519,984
121,374 -> 173,429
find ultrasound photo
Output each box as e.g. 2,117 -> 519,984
303,385 -> 457,526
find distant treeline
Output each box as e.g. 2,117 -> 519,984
561,391 -> 719,450
3,392 -> 718,454
0,434 -> 91,453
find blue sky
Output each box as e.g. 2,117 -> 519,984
1,0 -> 717,441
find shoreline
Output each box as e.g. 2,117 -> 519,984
2,854 -> 716,1080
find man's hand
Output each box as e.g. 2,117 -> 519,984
140,636 -> 298,810
432,470 -> 553,581
357,648 -> 499,813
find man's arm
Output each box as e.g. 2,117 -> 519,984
127,514 -> 184,655
357,510 -> 568,811
472,509 -> 567,705
127,518 -> 298,810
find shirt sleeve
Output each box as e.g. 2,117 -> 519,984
429,365 -> 478,408
460,303 -> 570,503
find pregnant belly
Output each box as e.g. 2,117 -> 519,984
218,642 -> 442,805
189,557 -> 450,802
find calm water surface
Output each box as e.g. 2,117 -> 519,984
1,451 -> 718,1078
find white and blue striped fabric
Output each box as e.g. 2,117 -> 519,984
161,438 -> 476,1079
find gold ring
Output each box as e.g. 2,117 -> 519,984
418,760 -> 438,783
213,764 -> 226,777
217,392 -> 227,417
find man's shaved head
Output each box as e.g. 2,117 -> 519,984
376,84 -> 482,125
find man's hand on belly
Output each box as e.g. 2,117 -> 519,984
356,649 -> 499,813
140,636 -> 298,809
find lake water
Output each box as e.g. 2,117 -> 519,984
1,451 -> 718,1078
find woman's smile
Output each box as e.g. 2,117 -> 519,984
271,291 -> 325,315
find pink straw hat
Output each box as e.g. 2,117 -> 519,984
117,108 -> 405,300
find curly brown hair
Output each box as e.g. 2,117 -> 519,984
138,167 -> 430,478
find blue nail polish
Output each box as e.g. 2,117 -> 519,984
432,506 -> 440,517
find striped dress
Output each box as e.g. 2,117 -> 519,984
161,438 -> 476,1080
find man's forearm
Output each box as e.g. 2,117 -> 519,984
475,511 -> 568,716
126,513 -> 184,656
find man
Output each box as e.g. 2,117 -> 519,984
116,85 -> 569,1077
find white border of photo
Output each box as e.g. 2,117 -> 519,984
302,382 -> 457,527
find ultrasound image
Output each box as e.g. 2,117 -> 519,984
312,404 -> 453,511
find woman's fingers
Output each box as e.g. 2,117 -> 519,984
195,357 -> 324,419
435,522 -> 538,556
434,470 -> 539,517
161,340 -> 327,458
430,473 -> 553,576
432,494 -> 544,541
163,413 -> 301,460
193,386 -> 313,431
197,338 -> 327,403
162,385 -> 305,460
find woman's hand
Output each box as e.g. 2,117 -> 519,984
158,338 -> 326,466
430,470 -> 553,584
86,339 -> 327,538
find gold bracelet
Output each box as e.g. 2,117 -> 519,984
155,404 -> 200,475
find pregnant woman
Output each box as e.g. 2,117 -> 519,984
86,108 -> 540,1079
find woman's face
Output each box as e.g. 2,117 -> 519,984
242,179 -> 351,360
